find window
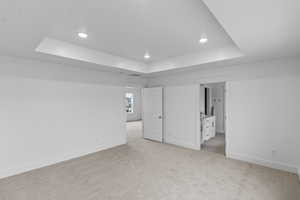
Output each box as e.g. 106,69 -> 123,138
125,93 -> 134,113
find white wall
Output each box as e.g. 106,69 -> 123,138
164,85 -> 200,150
0,56 -> 146,179
0,77 -> 127,178
226,77 -> 300,173
148,57 -> 300,173
125,87 -> 142,122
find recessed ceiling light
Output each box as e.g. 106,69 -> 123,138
144,52 -> 151,60
78,32 -> 88,39
199,34 -> 208,44
199,37 -> 208,44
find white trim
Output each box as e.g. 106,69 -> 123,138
162,87 -> 165,144
227,153 -> 298,173
196,84 -> 201,149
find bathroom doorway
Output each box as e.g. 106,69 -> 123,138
200,82 -> 226,155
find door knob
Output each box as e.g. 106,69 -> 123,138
158,115 -> 162,119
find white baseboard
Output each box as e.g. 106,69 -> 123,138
227,153 -> 297,174
0,141 -> 126,180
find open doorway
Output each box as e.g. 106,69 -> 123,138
200,82 -> 226,155
125,87 -> 143,142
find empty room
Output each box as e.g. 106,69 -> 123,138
0,0 -> 300,199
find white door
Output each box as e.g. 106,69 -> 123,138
142,87 -> 163,142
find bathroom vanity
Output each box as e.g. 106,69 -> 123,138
202,116 -> 216,142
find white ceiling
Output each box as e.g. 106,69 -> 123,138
0,0 -> 299,74
47,0 -> 237,63
202,0 -> 300,59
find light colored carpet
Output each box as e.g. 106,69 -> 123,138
0,121 -> 299,200
202,133 -> 226,155
126,121 -> 143,142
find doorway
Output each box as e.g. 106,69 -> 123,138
125,87 -> 164,144
125,87 -> 143,142
200,82 -> 226,155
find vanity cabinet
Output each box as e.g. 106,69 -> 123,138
202,116 -> 216,142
